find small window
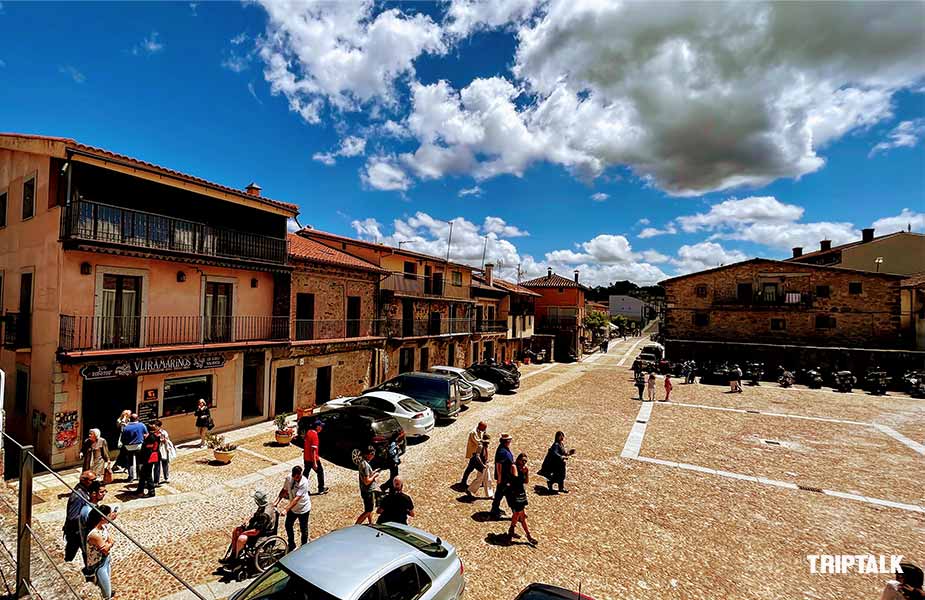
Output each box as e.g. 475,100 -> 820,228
770,318 -> 786,331
693,312 -> 710,327
557,287 -> 564,293
0,191 -> 7,227
848,282 -> 862,295
163,375 -> 213,417
380,563 -> 432,600
420,347 -> 429,370
15,365 -> 29,415
815,315 -> 836,329
22,176 -> 35,220
695,284 -> 708,298
452,270 -> 462,286
403,262 -> 416,279
737,283 -> 753,302
815,285 -> 830,298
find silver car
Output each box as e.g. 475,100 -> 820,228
232,523 -> 466,600
430,366 -> 496,400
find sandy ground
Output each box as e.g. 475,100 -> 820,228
1,335 -> 922,600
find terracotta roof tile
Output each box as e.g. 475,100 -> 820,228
288,234 -> 385,273
521,272 -> 588,290
471,273 -> 541,297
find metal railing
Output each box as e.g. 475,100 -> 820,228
383,318 -> 472,338
473,319 -> 507,333
292,319 -> 383,341
61,199 -> 288,265
380,272 -> 470,300
2,312 -> 31,349
713,292 -> 814,307
59,314 -> 289,351
538,316 -> 579,330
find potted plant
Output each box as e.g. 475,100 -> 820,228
274,414 -> 294,445
205,433 -> 237,464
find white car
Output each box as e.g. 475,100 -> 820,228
318,391 -> 436,438
429,365 -> 496,400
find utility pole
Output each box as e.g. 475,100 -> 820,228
516,263 -> 523,283
480,236 -> 488,269
445,221 -> 454,263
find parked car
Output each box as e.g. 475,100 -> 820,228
641,342 -> 664,362
429,365 -> 497,400
514,583 -> 596,600
467,362 -> 520,392
317,391 -> 436,439
366,372 -> 466,419
294,406 -> 405,470
232,523 -> 465,600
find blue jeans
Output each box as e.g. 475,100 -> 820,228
154,459 -> 169,484
95,554 -> 111,599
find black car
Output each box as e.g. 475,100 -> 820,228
467,362 -> 520,392
515,583 -> 596,600
294,406 -> 405,470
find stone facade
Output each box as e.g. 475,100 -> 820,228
661,259 -> 907,348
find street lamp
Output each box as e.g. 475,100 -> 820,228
875,257 -> 884,273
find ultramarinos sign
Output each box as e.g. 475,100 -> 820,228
80,354 -> 225,380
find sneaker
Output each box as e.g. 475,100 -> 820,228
559,488 -> 569,494
509,531 -> 521,539
317,487 -> 328,495
527,536 -> 539,546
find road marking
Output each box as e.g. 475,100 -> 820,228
873,423 -> 925,456
520,362 -> 559,380
617,337 -> 647,367
621,402 -> 653,458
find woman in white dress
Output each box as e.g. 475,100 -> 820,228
467,434 -> 494,498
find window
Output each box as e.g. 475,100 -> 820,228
736,283 -> 753,302
419,347 -> 429,370
399,348 -> 414,373
163,375 -> 213,417
100,274 -> 141,348
849,282 -> 862,295
403,261 -> 417,279
815,315 -> 836,329
22,176 -> 35,220
452,270 -> 462,286
815,285 -> 830,298
346,296 -> 361,338
447,343 -> 455,367
235,564 -> 339,600
15,365 -> 29,415
693,312 -> 710,327
557,287 -> 564,293
695,284 -> 708,298
770,318 -> 786,331
381,563 -> 432,600
204,281 -> 233,342
0,191 -> 7,228
762,283 -> 779,303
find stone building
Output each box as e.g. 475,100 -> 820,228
522,269 -> 588,361
470,264 -> 537,363
787,228 -> 924,275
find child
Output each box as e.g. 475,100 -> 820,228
663,374 -> 673,402
647,372 -> 657,402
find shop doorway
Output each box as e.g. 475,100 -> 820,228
275,366 -> 295,415
242,353 -> 265,419
484,341 -> 495,361
315,366 -> 332,405
82,377 -> 138,449
399,348 -> 414,373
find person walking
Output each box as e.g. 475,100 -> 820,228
63,470 -> 96,562
505,453 -> 537,545
881,562 -> 924,600
151,420 -> 175,486
663,374 -> 673,402
194,399 -> 212,447
85,505 -> 115,599
466,433 -> 494,498
119,415 -> 147,483
276,465 -> 312,551
112,410 -> 132,474
135,425 -> 160,497
78,481 -> 115,543
303,420 -> 327,494
460,421 -> 487,487
379,440 -> 401,493
80,429 -> 111,480
489,433 -> 514,520
355,446 -> 380,525
634,371 -> 646,400
646,372 -> 657,402
376,476 -> 415,525
734,365 -> 743,393
538,431 -> 575,493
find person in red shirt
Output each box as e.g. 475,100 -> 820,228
303,420 -> 327,494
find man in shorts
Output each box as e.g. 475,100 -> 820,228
355,446 -> 380,525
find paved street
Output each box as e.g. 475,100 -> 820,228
3,334 -> 924,600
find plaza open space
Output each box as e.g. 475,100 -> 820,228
2,335 -> 922,600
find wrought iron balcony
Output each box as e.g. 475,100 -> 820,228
380,272 -> 470,300
538,316 -> 579,331
3,312 -> 31,349
473,319 -> 507,333
713,292 -> 814,308
383,318 -> 472,338
293,319 -> 383,341
61,200 -> 288,265
59,314 -> 289,352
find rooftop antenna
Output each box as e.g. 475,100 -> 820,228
445,220 -> 454,263
480,236 -> 489,269
516,263 -> 523,283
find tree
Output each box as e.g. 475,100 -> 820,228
582,310 -> 610,332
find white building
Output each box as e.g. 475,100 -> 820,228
609,295 -> 650,323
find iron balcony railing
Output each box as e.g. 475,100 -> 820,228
380,272 -> 470,300
538,316 -> 579,331
713,292 -> 814,307
473,319 -> 507,333
384,318 -> 472,338
293,319 -> 383,341
3,312 -> 31,349
59,315 -> 289,352
61,200 -> 288,265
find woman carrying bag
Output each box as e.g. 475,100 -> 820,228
80,429 -> 111,482
466,433 -> 494,498
84,505 -> 115,599
194,399 -> 213,448
538,431 -> 575,493
152,420 -> 176,485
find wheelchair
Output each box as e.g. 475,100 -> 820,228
220,510 -> 289,582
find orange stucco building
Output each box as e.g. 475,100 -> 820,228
521,269 -> 588,361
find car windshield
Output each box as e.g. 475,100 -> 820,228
460,370 -> 478,382
368,524 -> 448,558
234,563 -> 341,600
398,398 -> 428,413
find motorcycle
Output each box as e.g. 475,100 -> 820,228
743,362 -> 764,386
865,367 -> 889,395
778,369 -> 795,388
834,370 -> 856,393
804,368 -> 824,389
903,371 -> 925,398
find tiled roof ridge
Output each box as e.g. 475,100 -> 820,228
287,233 -> 385,273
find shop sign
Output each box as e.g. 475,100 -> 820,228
80,354 -> 225,380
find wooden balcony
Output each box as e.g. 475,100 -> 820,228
380,272 -> 470,300
61,200 -> 288,266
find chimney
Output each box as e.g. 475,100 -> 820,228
484,263 -> 494,287
574,270 -> 579,284
820,240 -> 832,251
792,247 -> 803,258
547,267 -> 552,279
862,228 -> 875,243
245,182 -> 262,197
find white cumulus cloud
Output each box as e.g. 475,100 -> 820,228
361,156 -> 411,192
483,217 -> 529,238
458,186 -> 482,197
670,242 -> 749,275
590,192 -> 609,202
313,136 -> 368,166
872,208 -> 925,233
869,120 -> 925,157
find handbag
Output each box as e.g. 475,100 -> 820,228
207,416 -> 215,431
103,468 -> 113,485
81,561 -> 102,582
166,440 -> 177,462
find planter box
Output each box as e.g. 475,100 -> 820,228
275,432 -> 293,445
213,449 -> 235,464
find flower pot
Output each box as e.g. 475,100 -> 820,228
275,432 -> 293,445
213,449 -> 235,464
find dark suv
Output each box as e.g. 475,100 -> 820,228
295,406 -> 405,470
467,363 -> 520,392
366,372 -> 464,419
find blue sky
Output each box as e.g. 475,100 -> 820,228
1,1 -> 923,285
